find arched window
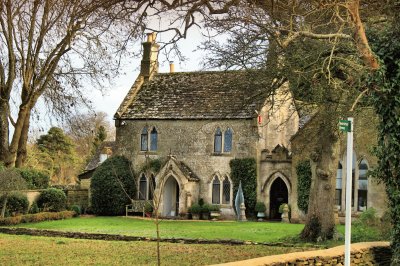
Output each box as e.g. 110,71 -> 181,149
139,174 -> 147,200
223,128 -> 233,152
358,159 -> 368,211
335,162 -> 343,209
148,174 -> 156,200
212,176 -> 221,204
150,127 -> 158,151
214,128 -> 222,153
222,176 -> 231,204
141,127 -> 148,151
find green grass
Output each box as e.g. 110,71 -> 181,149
0,233 -> 312,265
14,216 -> 306,242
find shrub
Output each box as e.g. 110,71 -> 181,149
254,202 -> 266,212
230,158 -> 257,216
18,168 -> 49,189
296,160 -> 312,213
90,156 -> 135,216
208,204 -> 220,212
1,192 -> 29,216
70,205 -> 81,217
188,203 -> 202,214
0,211 -> 75,226
29,202 -> 39,214
144,203 -> 153,213
37,188 -> 67,212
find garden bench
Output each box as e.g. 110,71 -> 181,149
126,200 -> 152,217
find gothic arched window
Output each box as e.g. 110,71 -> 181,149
212,176 -> 221,204
222,176 -> 231,204
358,159 -> 369,211
150,127 -> 158,151
140,127 -> 148,151
335,162 -> 343,209
214,128 -> 222,153
139,174 -> 147,200
223,128 -> 233,153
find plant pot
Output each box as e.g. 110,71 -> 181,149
257,211 -> 265,221
210,211 -> 220,221
202,212 -> 210,220
192,213 -> 200,220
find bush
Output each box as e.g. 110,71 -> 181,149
0,211 -> 75,226
188,203 -> 202,214
37,188 -> 67,212
18,168 -> 49,189
70,205 -> 81,217
208,204 -> 220,212
90,156 -> 135,216
144,203 -> 153,213
254,202 -> 266,212
1,192 -> 29,216
29,202 -> 39,214
230,158 -> 257,216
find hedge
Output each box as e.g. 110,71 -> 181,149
0,211 -> 75,226
90,156 -> 135,216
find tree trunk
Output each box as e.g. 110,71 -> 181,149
0,99 -> 10,164
301,107 -> 340,241
15,109 -> 31,168
1,196 -> 8,218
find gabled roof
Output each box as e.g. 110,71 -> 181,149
79,141 -> 116,179
115,71 -> 274,120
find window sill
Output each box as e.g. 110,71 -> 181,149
211,152 -> 232,156
139,151 -> 158,155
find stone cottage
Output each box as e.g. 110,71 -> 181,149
112,33 -> 387,220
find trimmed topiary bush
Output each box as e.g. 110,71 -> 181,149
90,156 -> 135,216
0,192 -> 29,216
37,188 -> 67,212
18,168 -> 49,189
29,202 -> 39,214
70,205 -> 81,217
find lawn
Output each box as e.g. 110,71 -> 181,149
0,233 -> 311,265
14,216 -> 308,243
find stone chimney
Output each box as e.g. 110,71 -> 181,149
140,32 -> 159,78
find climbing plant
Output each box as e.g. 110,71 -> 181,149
296,160 -> 312,213
368,22 -> 400,264
229,158 -> 257,216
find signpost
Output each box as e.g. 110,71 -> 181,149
340,118 -> 353,266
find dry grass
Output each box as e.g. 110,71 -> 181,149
0,233 -> 313,265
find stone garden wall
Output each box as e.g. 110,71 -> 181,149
215,242 -> 391,266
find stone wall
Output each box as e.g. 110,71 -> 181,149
214,242 -> 391,266
116,119 -> 259,213
65,189 -> 89,209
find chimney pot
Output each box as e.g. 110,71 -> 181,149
169,62 -> 175,73
146,33 -> 153,42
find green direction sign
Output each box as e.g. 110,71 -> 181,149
339,119 -> 351,132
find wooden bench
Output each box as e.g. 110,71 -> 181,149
126,200 -> 152,217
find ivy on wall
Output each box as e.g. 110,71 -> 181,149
296,160 -> 312,213
229,158 -> 257,216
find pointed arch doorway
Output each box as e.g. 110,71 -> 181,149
269,177 -> 288,220
162,176 -> 180,217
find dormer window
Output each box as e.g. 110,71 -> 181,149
140,126 -> 158,151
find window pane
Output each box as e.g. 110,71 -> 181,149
148,175 -> 156,200
139,174 -> 147,200
335,189 -> 342,209
359,159 -> 368,180
214,128 -> 222,153
212,177 -> 220,204
336,162 -> 342,189
141,127 -> 148,151
358,190 -> 367,211
222,177 -> 231,204
150,127 -> 158,151
223,128 -> 232,152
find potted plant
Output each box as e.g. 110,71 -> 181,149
201,204 -> 211,220
209,204 -> 221,220
144,203 -> 153,218
189,203 -> 202,220
255,202 -> 266,221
